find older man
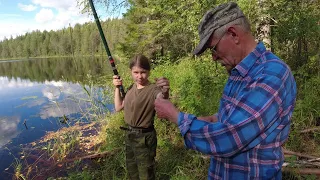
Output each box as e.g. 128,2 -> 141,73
155,2 -> 297,179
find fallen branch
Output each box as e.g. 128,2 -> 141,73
283,160 -> 320,168
75,149 -> 120,160
308,158 -> 320,162
59,148 -> 121,164
300,127 -> 320,133
300,161 -> 320,168
26,154 -> 53,167
283,167 -> 320,176
283,149 -> 319,159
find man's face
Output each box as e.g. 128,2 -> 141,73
207,30 -> 239,74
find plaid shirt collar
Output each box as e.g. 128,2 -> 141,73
233,41 -> 266,78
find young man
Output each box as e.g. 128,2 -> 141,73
154,2 -> 297,179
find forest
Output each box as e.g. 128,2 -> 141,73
0,19 -> 125,58
0,0 -> 319,179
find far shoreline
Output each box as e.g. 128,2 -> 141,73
0,54 -> 111,61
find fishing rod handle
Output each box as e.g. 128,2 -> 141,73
109,56 -> 126,98
115,76 -> 126,98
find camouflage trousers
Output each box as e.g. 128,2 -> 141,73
125,129 -> 157,180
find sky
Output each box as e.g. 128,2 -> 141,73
0,0 -> 126,41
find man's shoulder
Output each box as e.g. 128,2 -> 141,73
265,58 -> 291,77
254,52 -> 292,80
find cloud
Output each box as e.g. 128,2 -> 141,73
42,86 -> 61,101
40,99 -> 83,119
0,17 -> 28,41
44,80 -> 64,87
41,81 -> 84,101
32,0 -> 78,11
0,116 -> 21,148
0,77 -> 36,90
18,3 -> 37,11
31,0 -> 91,31
35,8 -> 54,23
39,82 -> 90,119
0,0 -> 92,41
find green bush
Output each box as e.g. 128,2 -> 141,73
151,56 -> 227,116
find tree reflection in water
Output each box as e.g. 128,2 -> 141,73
0,57 -> 114,179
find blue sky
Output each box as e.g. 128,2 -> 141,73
0,0 -> 127,41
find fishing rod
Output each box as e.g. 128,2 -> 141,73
88,0 -> 126,98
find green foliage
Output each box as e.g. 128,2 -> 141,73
152,56 -> 227,116
154,118 -> 209,179
292,71 -> 320,130
68,171 -> 94,180
284,56 -> 320,154
0,18 -> 126,59
120,0 -> 218,62
100,112 -> 126,151
267,0 -> 320,71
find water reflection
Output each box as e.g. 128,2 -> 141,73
0,76 -> 35,89
0,57 -> 113,179
0,77 -> 102,149
42,84 -> 62,101
0,116 -> 20,148
26,98 -> 46,108
0,57 -> 112,84
40,81 -> 90,120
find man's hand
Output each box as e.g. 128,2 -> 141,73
197,115 -> 218,123
155,77 -> 170,99
154,98 -> 179,124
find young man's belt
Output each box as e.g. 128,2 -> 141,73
120,126 -> 154,133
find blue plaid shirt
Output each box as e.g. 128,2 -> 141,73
178,42 -> 297,179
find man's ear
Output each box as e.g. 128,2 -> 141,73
227,26 -> 239,44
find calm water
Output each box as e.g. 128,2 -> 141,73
0,57 -> 114,179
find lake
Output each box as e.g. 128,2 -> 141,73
0,57 -> 115,179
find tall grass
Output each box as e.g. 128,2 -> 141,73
285,73 -> 320,154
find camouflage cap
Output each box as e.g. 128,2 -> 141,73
193,2 -> 245,55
